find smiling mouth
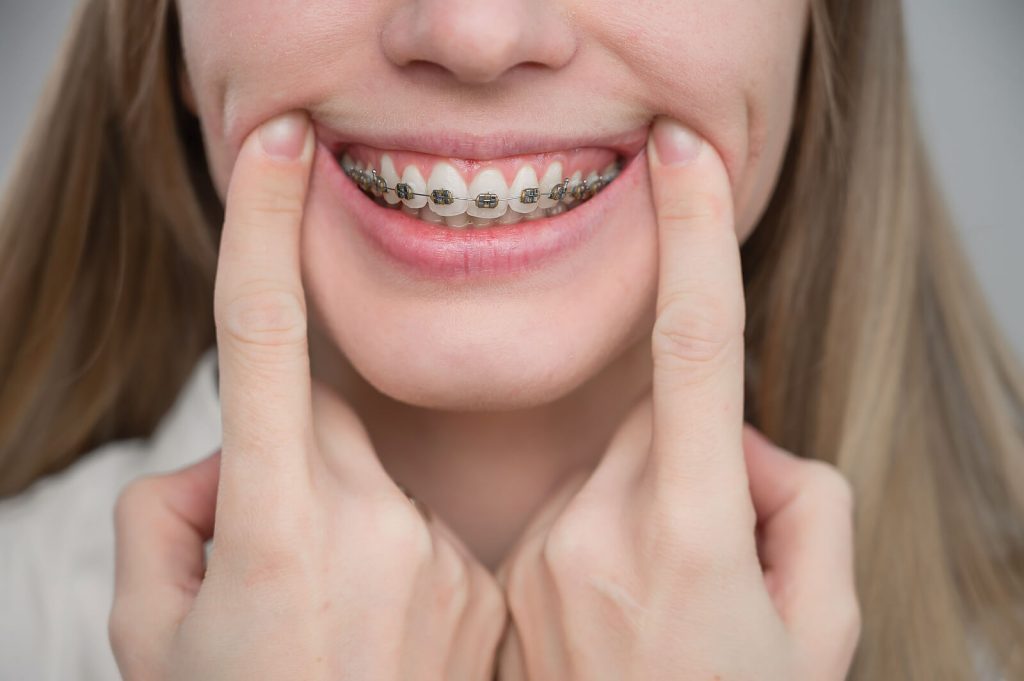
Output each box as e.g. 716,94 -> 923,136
333,144 -> 624,229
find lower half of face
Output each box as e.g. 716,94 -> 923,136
179,0 -> 809,409
301,137 -> 659,409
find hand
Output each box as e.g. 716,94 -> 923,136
109,112 -> 506,681
494,118 -> 860,681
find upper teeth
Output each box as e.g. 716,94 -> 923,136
340,153 -> 621,219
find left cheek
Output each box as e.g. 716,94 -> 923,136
185,13 -> 364,197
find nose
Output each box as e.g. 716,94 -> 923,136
381,0 -> 576,85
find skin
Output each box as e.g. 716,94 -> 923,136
174,0 -> 810,567
109,1 -> 860,678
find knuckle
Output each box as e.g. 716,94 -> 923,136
805,460 -> 855,512
216,288 -> 308,351
653,290 -> 743,372
477,572 -> 508,622
113,478 -> 160,531
659,190 -> 728,229
504,558 -> 534,621
107,602 -> 131,653
648,501 -> 751,580
475,577 -> 510,653
214,507 -> 315,584
241,186 -> 305,223
433,539 -> 471,612
541,514 -> 607,582
371,498 -> 434,566
824,592 -> 863,669
842,594 -> 863,644
233,535 -> 305,587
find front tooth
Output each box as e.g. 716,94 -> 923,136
341,154 -> 356,172
508,165 -> 540,214
499,209 -> 523,224
445,213 -> 470,228
400,165 -> 428,209
380,155 -> 401,205
419,206 -> 444,224
538,161 -> 564,210
467,169 -> 508,219
427,162 -> 469,217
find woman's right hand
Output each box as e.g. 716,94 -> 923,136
109,112 -> 507,681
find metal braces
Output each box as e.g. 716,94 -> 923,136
344,166 -> 618,208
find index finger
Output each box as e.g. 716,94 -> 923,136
213,112 -> 316,522
646,117 -> 747,494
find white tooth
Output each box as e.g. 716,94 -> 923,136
445,212 -> 470,228
467,169 -> 508,219
601,161 -> 620,180
563,170 -> 583,205
380,155 -> 401,205
355,159 -> 365,171
508,165 -> 540,214
400,165 -> 428,209
427,162 -> 469,217
470,216 -> 494,228
499,209 -> 523,224
341,154 -> 356,171
538,161 -> 564,210
419,207 -> 444,224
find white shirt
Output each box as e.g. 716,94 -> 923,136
0,348 -> 222,681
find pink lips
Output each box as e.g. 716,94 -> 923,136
314,132 -> 646,282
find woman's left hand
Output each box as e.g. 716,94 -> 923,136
494,118 -> 861,681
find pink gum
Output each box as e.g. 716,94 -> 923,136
342,144 -> 618,186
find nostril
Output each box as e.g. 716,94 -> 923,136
380,1 -> 576,86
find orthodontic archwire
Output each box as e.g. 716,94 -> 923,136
343,165 -> 620,209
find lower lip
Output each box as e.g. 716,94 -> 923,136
317,144 -> 643,281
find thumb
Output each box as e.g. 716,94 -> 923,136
109,450 -> 221,674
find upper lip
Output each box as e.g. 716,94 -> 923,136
314,120 -> 650,161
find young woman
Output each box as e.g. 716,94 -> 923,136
1,0 -> 1022,679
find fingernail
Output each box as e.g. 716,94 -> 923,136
259,112 -> 310,160
650,117 -> 702,166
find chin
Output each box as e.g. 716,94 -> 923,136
340,334 -> 619,412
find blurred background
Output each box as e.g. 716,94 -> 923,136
0,0 -> 1022,355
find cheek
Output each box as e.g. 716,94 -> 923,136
583,0 -> 808,241
177,0 -> 372,193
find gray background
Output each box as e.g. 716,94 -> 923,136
1,0 -> 1022,355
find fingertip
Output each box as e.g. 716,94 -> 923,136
257,111 -> 314,162
647,116 -> 703,168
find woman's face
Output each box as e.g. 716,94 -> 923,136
176,0 -> 809,410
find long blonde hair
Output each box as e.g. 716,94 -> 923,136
2,0 -> 1022,678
